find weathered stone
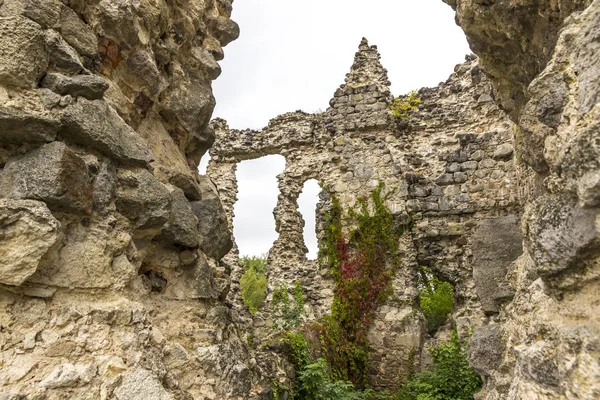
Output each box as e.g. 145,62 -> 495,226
191,199 -> 233,260
0,106 -> 60,143
92,160 -> 117,213
156,186 -> 199,248
0,16 -> 48,88
60,98 -> 152,166
115,168 -> 172,234
210,16 -> 240,46
0,0 -> 62,29
44,29 -> 84,74
467,324 -> 505,377
0,141 -> 93,214
113,368 -> 173,400
39,363 -> 97,388
525,195 -> 600,278
42,73 -> 109,100
59,5 -> 98,57
493,143 -> 514,160
0,199 -> 60,286
472,216 -> 522,314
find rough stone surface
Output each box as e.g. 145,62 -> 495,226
467,324 -> 505,377
60,98 -> 153,167
472,216 -> 522,314
0,1 -> 255,399
446,1 -> 600,398
42,72 -> 109,100
0,16 -> 48,88
191,198 -> 234,260
0,199 -> 60,286
0,141 -> 93,214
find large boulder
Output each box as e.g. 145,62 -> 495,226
467,324 -> 505,377
115,168 -> 172,235
0,199 -> 60,286
0,141 -> 93,214
471,216 -> 523,314
156,187 -> 199,248
60,98 -> 152,166
0,16 -> 48,88
191,198 -> 233,260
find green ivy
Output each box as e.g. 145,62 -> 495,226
397,330 -> 483,400
417,267 -> 454,335
272,281 -> 305,331
319,183 -> 408,386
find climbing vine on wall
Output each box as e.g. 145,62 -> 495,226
319,183 -> 406,386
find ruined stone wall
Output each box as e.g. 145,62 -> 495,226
446,1 -> 600,399
0,1 -> 267,399
208,39 -> 523,390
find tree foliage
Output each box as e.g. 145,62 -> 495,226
240,254 -> 268,314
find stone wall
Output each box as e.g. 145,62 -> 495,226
208,39 -> 523,390
0,1 -> 264,399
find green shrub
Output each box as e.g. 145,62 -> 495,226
272,281 -> 305,330
418,267 -> 454,335
390,91 -> 421,118
240,254 -> 268,314
398,330 -> 483,400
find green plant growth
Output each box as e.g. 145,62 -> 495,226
417,267 -> 454,335
390,91 -> 421,118
272,281 -> 305,330
240,254 -> 268,314
282,333 -> 393,400
319,183 -> 408,386
398,330 -> 483,400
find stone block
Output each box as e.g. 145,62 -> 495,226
191,198 -> 233,260
42,73 -> 108,100
0,199 -> 60,286
0,106 -> 60,143
115,169 -> 172,233
60,98 -> 152,166
467,324 -> 505,376
156,186 -> 199,248
0,16 -> 48,88
472,216 -> 522,313
0,142 -> 93,214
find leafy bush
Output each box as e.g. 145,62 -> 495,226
240,254 -> 268,314
398,330 -> 483,400
272,281 -> 305,330
390,91 -> 421,118
418,267 -> 454,335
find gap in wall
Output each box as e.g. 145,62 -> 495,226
298,179 -> 321,260
233,155 -> 286,257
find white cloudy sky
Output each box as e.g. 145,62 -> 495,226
204,0 -> 470,257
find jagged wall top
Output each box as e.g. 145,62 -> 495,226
342,38 -> 391,92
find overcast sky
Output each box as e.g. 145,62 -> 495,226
204,0 -> 471,257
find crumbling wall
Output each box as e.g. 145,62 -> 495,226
209,39 -> 522,390
446,1 -> 600,399
0,1 -> 263,399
